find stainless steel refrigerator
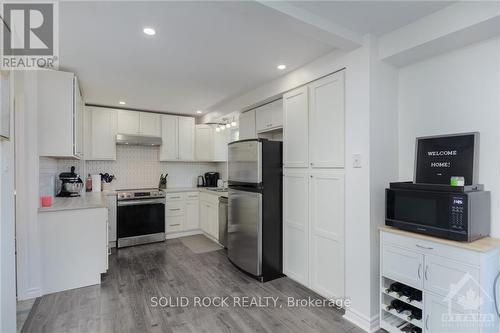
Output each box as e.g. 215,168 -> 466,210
227,139 -> 283,282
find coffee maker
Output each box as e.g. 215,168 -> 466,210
204,172 -> 220,187
57,166 -> 84,197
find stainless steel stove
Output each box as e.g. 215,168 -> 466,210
116,188 -> 166,248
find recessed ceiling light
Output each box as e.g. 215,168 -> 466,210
119,101 -> 126,105
196,110 -> 203,114
143,27 -> 156,36
277,64 -> 286,70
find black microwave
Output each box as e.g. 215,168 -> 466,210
385,182 -> 490,242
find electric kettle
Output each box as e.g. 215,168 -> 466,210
197,175 -> 205,187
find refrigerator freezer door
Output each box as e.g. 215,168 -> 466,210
227,188 -> 262,276
228,140 -> 262,184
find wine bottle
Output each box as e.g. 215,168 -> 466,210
407,309 -> 422,321
386,282 -> 405,294
407,289 -> 422,302
386,299 -> 406,312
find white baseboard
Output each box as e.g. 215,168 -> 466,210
165,229 -> 202,240
343,308 -> 380,333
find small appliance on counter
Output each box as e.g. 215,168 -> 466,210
385,132 -> 490,242
197,175 -> 205,187
204,172 -> 220,187
159,174 -> 168,190
57,166 -> 83,197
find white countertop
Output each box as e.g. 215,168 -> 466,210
38,192 -> 107,213
164,187 -> 228,197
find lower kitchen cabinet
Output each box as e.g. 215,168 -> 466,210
380,228 -> 500,333
165,192 -> 199,236
200,192 -> 219,240
185,199 -> 200,230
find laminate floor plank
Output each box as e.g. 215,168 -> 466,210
22,238 -> 360,333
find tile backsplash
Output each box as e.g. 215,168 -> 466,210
53,145 -> 227,190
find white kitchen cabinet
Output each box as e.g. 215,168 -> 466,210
38,70 -> 83,159
185,199 -> 200,231
283,86 -> 309,168
178,116 -> 195,160
424,293 -> 479,333
256,99 -> 283,133
283,169 -> 309,286
86,107 -> 117,160
382,244 -> 424,289
213,127 -> 229,162
139,112 -> 161,137
309,71 -> 345,168
239,109 -> 256,140
117,110 -> 140,135
195,125 -> 213,161
309,171 -> 345,299
105,194 -> 117,246
165,192 -> 201,237
160,115 -> 178,160
199,192 -> 220,241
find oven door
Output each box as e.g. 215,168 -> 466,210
117,198 -> 165,248
386,189 -> 468,240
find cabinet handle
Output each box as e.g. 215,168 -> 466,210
169,223 -> 181,227
169,196 -> 181,199
416,244 -> 433,250
188,195 -> 198,198
169,208 -> 181,211
418,263 -> 422,279
310,175 -> 313,178
424,265 -> 429,281
425,314 -> 430,330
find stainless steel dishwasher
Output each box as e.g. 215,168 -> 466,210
218,196 -> 228,248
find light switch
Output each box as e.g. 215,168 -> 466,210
352,154 -> 362,168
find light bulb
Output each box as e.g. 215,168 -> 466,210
231,121 -> 237,127
226,123 -> 231,128
215,127 -> 220,132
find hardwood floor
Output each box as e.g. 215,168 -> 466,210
22,238 -> 362,333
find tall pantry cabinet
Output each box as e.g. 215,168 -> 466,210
283,70 -> 345,300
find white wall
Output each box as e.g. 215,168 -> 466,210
398,36 -> 500,237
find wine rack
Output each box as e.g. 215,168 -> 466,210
380,277 -> 423,333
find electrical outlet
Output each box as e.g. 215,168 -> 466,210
352,154 -> 362,168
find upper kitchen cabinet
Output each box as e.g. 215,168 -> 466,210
283,86 -> 309,168
238,109 -> 256,140
85,107 -> 117,160
195,124 -> 229,161
160,115 -> 195,161
213,127 -> 230,162
117,110 -> 160,136
38,70 -> 84,159
309,71 -> 345,168
256,99 -> 283,133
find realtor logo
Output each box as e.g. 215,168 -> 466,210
0,1 -> 58,69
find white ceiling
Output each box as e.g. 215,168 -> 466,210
59,1 -> 454,116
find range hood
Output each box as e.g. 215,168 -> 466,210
116,134 -> 162,146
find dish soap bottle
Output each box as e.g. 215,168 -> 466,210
85,174 -> 92,192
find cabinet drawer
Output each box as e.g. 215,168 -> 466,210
166,202 -> 185,216
166,216 -> 184,233
424,254 -> 480,303
382,244 -> 424,289
199,192 -> 219,205
166,193 -> 185,201
185,192 -> 199,200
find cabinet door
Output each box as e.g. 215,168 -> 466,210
309,171 -> 344,299
166,216 -> 185,233
309,71 -> 345,168
283,86 -> 308,168
424,293 -> 479,333
209,203 -> 219,240
283,169 -> 309,285
185,200 -> 199,230
89,108 -> 117,160
239,109 -> 256,140
256,105 -> 272,132
195,125 -> 213,161
424,254 -> 480,302
200,201 -> 210,234
382,244 -> 424,289
213,126 -> 229,162
140,112 -> 161,136
270,99 -> 283,128
178,116 -> 195,160
73,78 -> 84,158
117,110 -> 140,135
160,115 -> 178,160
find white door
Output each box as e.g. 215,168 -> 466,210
283,86 -> 308,168
283,169 -> 309,285
185,200 -> 199,230
160,115 -> 178,160
195,125 -> 213,161
382,244 -> 424,289
117,110 -> 140,135
213,127 -> 229,161
178,116 -> 195,160
309,171 -> 345,299
309,71 -> 345,168
239,109 -> 256,140
140,112 -> 161,136
256,105 -> 272,132
424,293 -> 479,333
89,108 -> 117,160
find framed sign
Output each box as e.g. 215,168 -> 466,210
414,132 -> 479,185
